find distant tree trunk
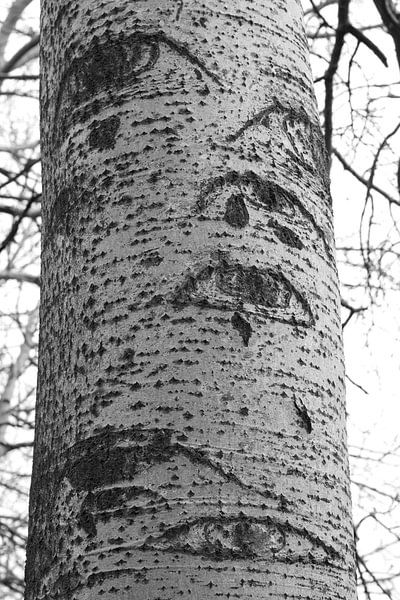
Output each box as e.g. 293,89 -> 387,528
25,1 -> 356,599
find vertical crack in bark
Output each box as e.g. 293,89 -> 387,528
294,398 -> 312,433
175,0 -> 184,21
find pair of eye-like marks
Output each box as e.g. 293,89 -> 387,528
168,169 -> 332,329
55,33 -> 330,328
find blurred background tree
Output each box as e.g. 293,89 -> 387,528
0,0 -> 400,598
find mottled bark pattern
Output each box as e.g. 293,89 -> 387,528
26,1 -> 356,599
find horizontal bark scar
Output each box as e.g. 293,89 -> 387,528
140,515 -> 341,564
197,170 -> 332,259
64,427 -> 173,491
172,252 -> 314,327
88,513 -> 341,566
141,515 -> 285,560
65,426 -> 275,496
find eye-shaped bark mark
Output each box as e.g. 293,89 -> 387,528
227,99 -> 321,144
198,171 -> 287,214
66,429 -> 340,565
144,516 -> 285,560
227,103 -> 278,143
88,115 -> 121,150
282,107 -> 330,190
54,31 -> 222,144
64,426 -> 278,502
220,265 -> 289,308
231,312 -> 252,346
85,512 -> 341,566
173,253 -> 314,327
198,170 -> 332,259
58,33 -> 159,109
224,193 -> 249,228
227,99 -> 330,190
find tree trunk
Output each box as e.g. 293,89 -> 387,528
25,1 -> 356,599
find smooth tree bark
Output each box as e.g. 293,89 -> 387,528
25,1 -> 356,599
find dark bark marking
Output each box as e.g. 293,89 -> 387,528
81,485 -> 166,523
140,515 -> 285,560
227,99 -> 330,189
48,186 -> 74,237
227,103 -> 278,142
224,193 -> 249,228
77,509 -> 97,537
175,0 -> 184,21
269,218 -> 304,249
231,312 -> 252,346
218,263 -> 289,308
64,426 -> 277,502
54,33 -> 159,143
159,32 -> 222,85
294,398 -> 312,433
141,251 -> 164,268
120,348 -> 135,365
198,171 -> 332,259
54,569 -> 81,599
227,99 -> 322,145
173,252 -> 314,326
282,106 -> 330,190
278,494 -> 289,512
133,514 -> 340,565
65,428 -> 173,491
54,30 -> 222,144
64,33 -> 159,104
198,170 -> 287,213
88,115 -> 121,150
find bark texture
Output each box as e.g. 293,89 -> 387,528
26,1 -> 356,598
